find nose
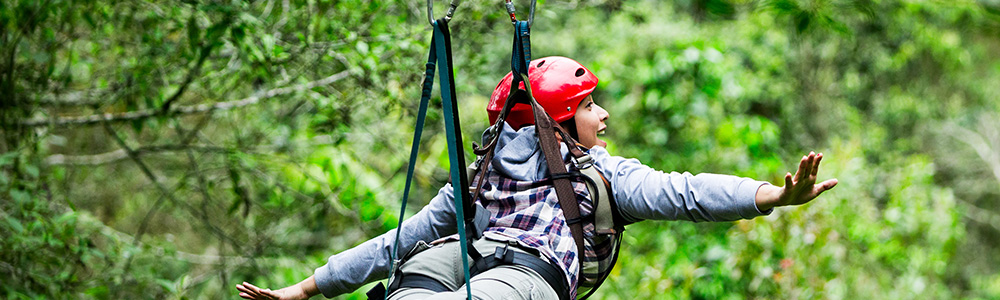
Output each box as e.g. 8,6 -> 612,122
596,104 -> 609,122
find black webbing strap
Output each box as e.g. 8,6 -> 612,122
392,273 -> 450,293
469,245 -> 570,300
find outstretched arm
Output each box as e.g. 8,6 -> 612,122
754,152 -> 839,211
235,183 -> 460,298
589,147 -> 838,223
591,147 -> 771,222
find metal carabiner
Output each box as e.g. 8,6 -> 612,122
427,0 -> 462,25
504,0 -> 536,26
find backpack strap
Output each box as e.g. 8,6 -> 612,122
574,154 -> 618,235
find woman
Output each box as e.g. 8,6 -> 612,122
236,56 -> 838,300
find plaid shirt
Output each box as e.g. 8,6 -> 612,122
473,165 -> 615,298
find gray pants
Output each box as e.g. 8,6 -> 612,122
388,237 -> 560,300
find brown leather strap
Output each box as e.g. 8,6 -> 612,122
468,147 -> 494,207
554,123 -> 586,159
529,95 -> 587,260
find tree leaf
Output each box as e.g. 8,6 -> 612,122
5,217 -> 25,233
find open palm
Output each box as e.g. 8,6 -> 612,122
236,282 -> 309,300
778,152 -> 839,207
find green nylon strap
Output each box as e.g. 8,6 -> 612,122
384,29 -> 436,300
433,19 -> 475,300
385,18 -> 474,300
508,21 -> 531,97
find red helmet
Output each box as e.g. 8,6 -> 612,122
488,56 -> 598,130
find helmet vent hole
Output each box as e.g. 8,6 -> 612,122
575,68 -> 586,77
537,61 -> 546,68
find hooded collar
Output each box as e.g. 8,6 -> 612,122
488,123 -> 571,181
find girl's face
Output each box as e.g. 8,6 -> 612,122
573,96 -> 609,148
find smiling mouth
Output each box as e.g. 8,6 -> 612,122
597,127 -> 607,135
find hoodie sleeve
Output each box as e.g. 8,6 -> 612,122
588,147 -> 772,223
312,184 -> 458,298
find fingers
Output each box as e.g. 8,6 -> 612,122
797,152 -> 821,183
236,283 -> 253,296
820,178 -> 838,191
784,172 -> 793,188
795,155 -> 809,182
810,179 -> 839,197
811,153 -> 823,177
237,284 -> 259,299
244,282 -> 264,295
236,284 -> 258,299
237,282 -> 270,300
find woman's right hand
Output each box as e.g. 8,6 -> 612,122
236,281 -> 311,300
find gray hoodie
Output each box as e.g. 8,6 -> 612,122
313,123 -> 771,298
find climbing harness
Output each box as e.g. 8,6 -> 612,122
372,1 -> 628,299
467,1 -> 629,299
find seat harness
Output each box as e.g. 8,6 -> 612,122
468,7 -> 628,298
370,2 -> 627,299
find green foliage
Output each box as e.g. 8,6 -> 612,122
2,0 -> 1000,299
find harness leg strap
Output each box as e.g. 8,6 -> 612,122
366,283 -> 387,300
469,246 -> 570,300
395,274 -> 451,293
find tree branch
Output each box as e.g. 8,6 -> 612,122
100,118 -> 243,262
958,200 -> 1000,233
44,144 -> 236,166
90,213 -> 274,266
46,134 -> 337,166
944,121 -> 1000,186
123,175 -> 190,272
125,117 -> 217,273
37,89 -> 105,106
21,71 -> 350,127
160,44 -> 213,114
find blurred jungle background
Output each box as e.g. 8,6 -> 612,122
3,0 -> 1000,299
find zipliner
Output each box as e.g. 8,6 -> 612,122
236,56 -> 839,300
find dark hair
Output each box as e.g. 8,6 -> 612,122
559,117 -> 578,142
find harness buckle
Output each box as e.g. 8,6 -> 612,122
572,154 -> 594,170
482,124 -> 500,146
494,245 -> 516,265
